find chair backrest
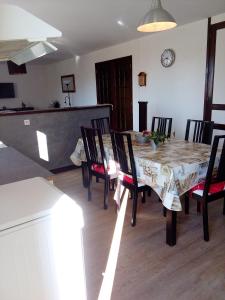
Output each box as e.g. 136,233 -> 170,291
91,117 -> 110,134
185,119 -> 214,145
151,117 -> 172,138
81,126 -> 107,171
204,135 -> 225,196
110,131 -> 138,186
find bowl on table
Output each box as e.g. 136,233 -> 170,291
135,134 -> 150,144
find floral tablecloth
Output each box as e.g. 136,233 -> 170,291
70,133 -> 212,211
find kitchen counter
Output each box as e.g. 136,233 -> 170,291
0,104 -> 111,171
0,104 -> 112,116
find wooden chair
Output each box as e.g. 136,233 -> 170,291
186,135 -> 225,241
110,131 -> 149,226
151,117 -> 172,138
184,119 -> 214,214
185,119 -> 214,145
81,126 -> 117,209
91,117 -> 110,134
151,116 -> 172,212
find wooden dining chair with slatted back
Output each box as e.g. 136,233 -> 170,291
185,119 -> 214,144
188,135 -> 225,241
81,126 -> 117,209
91,117 -> 111,184
151,117 -> 173,138
184,119 -> 214,214
91,117 -> 110,134
110,131 -> 149,226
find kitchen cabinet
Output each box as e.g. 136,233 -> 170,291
0,177 -> 86,300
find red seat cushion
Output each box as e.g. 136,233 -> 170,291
91,162 -> 118,179
118,172 -> 134,184
190,181 -> 225,196
91,163 -> 105,174
122,175 -> 134,184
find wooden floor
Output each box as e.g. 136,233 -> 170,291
53,169 -> 225,300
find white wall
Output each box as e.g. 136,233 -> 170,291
0,58 -> 77,109
72,19 -> 209,138
1,12 -> 224,139
45,58 -> 77,108
0,62 -> 49,109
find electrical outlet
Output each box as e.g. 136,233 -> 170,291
24,120 -> 30,126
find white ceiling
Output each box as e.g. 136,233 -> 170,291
1,0 -> 225,63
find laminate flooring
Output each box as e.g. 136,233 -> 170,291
53,169 -> 225,300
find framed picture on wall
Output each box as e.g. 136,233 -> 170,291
61,74 -> 76,93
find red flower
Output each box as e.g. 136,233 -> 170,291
142,130 -> 151,136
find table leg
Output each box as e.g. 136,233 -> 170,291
82,162 -> 89,188
166,209 -> 177,246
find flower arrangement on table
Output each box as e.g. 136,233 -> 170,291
142,130 -> 166,145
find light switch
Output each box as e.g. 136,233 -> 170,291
24,119 -> 30,126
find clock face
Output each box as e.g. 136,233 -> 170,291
161,49 -> 175,68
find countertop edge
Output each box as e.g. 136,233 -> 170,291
0,104 -> 113,117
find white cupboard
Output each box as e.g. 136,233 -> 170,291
0,177 -> 86,300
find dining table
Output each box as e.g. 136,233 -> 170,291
70,131 -> 212,246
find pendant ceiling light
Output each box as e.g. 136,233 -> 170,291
137,0 -> 177,33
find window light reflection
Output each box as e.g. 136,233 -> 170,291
51,195 -> 87,300
36,130 -> 49,161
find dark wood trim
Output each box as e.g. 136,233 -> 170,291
95,56 -> 133,131
213,123 -> 225,130
96,55 -> 132,65
212,104 -> 225,110
203,18 -> 218,121
0,104 -> 113,117
204,18 -> 225,124
203,18 -> 212,121
211,20 -> 225,31
138,101 -> 148,132
51,165 -> 78,174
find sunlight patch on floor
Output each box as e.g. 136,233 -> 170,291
98,189 -> 129,300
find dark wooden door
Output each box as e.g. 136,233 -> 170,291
95,56 -> 133,131
204,18 -> 225,131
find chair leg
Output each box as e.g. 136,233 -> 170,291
141,191 -> 146,203
104,178 -> 109,209
82,162 -> 89,188
223,197 -> 225,215
88,174 -> 92,201
202,200 -> 209,241
96,176 -> 99,183
148,188 -> 151,197
163,207 -> 167,217
197,200 -> 201,215
184,193 -> 189,215
131,190 -> 138,227
109,179 -> 115,191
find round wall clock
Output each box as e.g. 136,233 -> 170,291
161,49 -> 175,68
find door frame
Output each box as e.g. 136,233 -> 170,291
204,17 -> 225,130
